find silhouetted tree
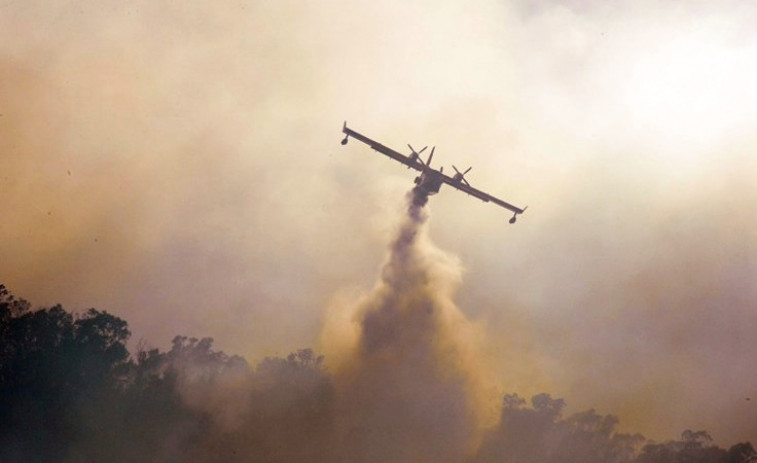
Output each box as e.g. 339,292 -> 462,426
1,284 -> 753,463
634,430 -> 757,463
474,393 -> 644,463
0,286 -> 131,462
725,442 -> 757,463
475,393 -> 565,463
109,336 -> 238,462
210,348 -> 336,463
473,394 -> 756,463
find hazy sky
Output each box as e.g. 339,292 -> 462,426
2,0 -> 756,444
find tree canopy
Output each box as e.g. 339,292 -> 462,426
0,284 -> 753,463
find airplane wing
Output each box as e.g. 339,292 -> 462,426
341,122 -> 424,172
441,173 -> 526,215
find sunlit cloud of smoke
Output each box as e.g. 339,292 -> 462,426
1,0 -> 756,445
322,189 -> 488,462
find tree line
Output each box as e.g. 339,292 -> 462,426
1,284 -> 754,463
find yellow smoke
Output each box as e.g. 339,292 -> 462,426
321,190 -> 493,462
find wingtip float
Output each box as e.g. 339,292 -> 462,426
341,121 -> 527,224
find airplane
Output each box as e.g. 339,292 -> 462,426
340,122 -> 527,224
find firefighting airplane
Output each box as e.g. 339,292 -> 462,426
340,122 -> 527,223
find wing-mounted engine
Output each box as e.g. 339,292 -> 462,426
452,165 -> 472,185
407,144 -> 427,167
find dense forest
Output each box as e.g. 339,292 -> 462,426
1,284 -> 754,463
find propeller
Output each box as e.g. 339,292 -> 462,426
407,144 -> 427,156
408,144 -> 428,167
452,165 -> 472,186
426,146 -> 435,167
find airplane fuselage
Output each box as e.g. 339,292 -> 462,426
414,169 -> 444,195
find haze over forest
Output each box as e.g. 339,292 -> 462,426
1,198 -> 754,461
1,0 -> 756,455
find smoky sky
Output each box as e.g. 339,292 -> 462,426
1,0 -> 756,444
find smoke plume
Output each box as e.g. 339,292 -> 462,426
326,187 -> 487,463
3,178 -> 755,462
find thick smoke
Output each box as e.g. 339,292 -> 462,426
328,187 -> 487,463
4,1 -> 757,443
3,188 -> 756,463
